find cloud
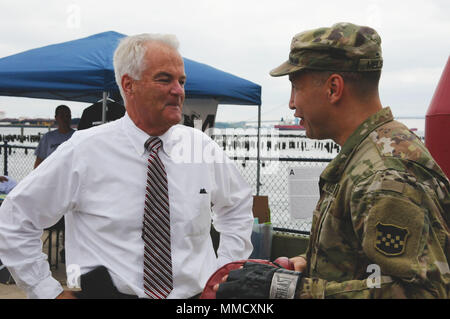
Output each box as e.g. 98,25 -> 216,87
382,67 -> 443,87
0,0 -> 449,121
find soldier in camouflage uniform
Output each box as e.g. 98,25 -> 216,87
216,22 -> 450,299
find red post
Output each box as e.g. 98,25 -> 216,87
426,56 -> 450,179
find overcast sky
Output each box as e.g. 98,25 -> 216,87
0,0 -> 449,122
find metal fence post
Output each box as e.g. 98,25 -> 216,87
3,141 -> 8,176
256,104 -> 261,195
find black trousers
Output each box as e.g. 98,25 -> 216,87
73,266 -> 201,299
73,266 -> 138,299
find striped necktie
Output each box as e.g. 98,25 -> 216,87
142,137 -> 173,299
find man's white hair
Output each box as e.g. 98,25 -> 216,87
113,33 -> 180,101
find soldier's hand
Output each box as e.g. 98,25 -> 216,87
215,262 -> 302,299
290,256 -> 307,272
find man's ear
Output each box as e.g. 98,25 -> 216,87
121,74 -> 134,97
326,74 -> 344,104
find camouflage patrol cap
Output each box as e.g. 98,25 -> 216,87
270,22 -> 383,77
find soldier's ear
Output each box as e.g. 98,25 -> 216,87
326,74 -> 344,104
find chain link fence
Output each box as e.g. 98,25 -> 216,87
230,157 -> 331,234
1,134 -> 337,235
0,143 -> 36,181
212,131 -> 338,234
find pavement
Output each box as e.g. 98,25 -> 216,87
0,230 -> 79,299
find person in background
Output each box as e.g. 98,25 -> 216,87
33,105 -> 74,263
0,33 -> 253,299
215,22 -> 449,299
0,176 -> 17,195
34,105 -> 75,168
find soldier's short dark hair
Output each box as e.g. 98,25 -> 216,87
327,70 -> 381,99
293,69 -> 381,100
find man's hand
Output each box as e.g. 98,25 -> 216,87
56,290 -> 78,299
290,256 -> 307,272
0,176 -> 8,183
213,262 -> 302,299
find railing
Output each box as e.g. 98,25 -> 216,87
0,142 -> 36,180
0,141 -> 335,234
229,156 -> 331,233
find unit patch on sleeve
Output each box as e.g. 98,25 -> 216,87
375,223 -> 409,256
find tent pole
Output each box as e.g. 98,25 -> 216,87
102,91 -> 108,123
256,104 -> 261,196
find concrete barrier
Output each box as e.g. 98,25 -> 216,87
270,231 -> 309,260
211,227 -> 309,261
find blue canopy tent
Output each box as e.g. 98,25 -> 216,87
0,31 -> 261,108
0,31 -> 264,192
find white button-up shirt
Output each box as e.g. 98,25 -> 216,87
0,114 -> 253,298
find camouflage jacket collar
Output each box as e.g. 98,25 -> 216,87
321,107 -> 393,182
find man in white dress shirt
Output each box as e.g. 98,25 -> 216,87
0,34 -> 254,299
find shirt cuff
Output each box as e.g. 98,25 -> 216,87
27,276 -> 64,299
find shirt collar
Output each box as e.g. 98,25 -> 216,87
320,107 -> 394,182
122,112 -> 179,157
